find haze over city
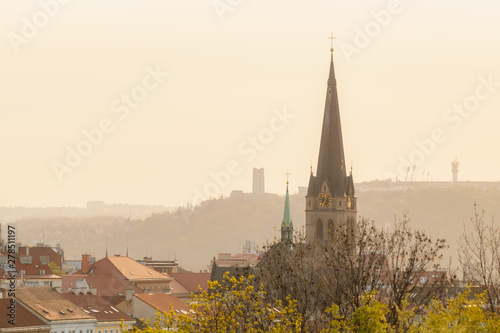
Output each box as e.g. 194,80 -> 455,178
3,3 -> 500,331
1,0 -> 499,208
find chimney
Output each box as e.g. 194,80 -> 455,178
125,285 -> 134,301
81,254 -> 91,274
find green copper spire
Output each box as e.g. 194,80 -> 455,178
281,176 -> 293,248
282,184 -> 292,227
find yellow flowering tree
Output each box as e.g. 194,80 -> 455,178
409,290 -> 500,332
321,292 -> 392,333
134,273 -> 302,333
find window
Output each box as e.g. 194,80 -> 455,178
40,270 -> 45,275
316,219 -> 323,240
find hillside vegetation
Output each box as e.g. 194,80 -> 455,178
8,186 -> 500,271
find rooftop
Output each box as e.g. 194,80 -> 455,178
0,298 -> 49,328
78,256 -> 172,282
17,287 -> 94,322
134,293 -> 189,314
170,272 -> 210,293
63,275 -> 143,297
15,259 -> 53,276
62,293 -> 135,323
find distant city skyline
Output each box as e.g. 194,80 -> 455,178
1,0 -> 499,207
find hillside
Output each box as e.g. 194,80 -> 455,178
7,186 -> 500,271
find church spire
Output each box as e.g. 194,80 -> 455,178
304,38 -> 357,244
281,173 -> 293,248
315,36 -> 347,197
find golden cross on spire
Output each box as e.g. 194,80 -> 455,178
285,171 -> 291,185
328,33 -> 336,53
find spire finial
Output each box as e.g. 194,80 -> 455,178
285,171 -> 291,185
310,161 -> 313,175
328,33 -> 335,55
350,161 -> 353,175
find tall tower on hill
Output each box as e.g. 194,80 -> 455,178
305,38 -> 357,243
252,168 -> 265,195
451,158 -> 459,183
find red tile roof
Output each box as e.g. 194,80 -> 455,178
18,246 -> 62,266
168,278 -> 189,295
0,298 -> 49,328
62,274 -> 89,292
76,256 -> 171,282
170,272 -> 211,293
16,259 -> 53,276
134,293 -> 189,314
85,276 -> 143,297
62,293 -> 135,323
17,287 -> 94,322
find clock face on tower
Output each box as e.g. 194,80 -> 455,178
318,193 -> 332,208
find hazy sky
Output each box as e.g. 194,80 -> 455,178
1,0 -> 499,207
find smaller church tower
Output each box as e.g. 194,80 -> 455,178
281,178 -> 294,249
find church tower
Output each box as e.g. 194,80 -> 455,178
281,178 -> 293,249
305,40 -> 357,243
